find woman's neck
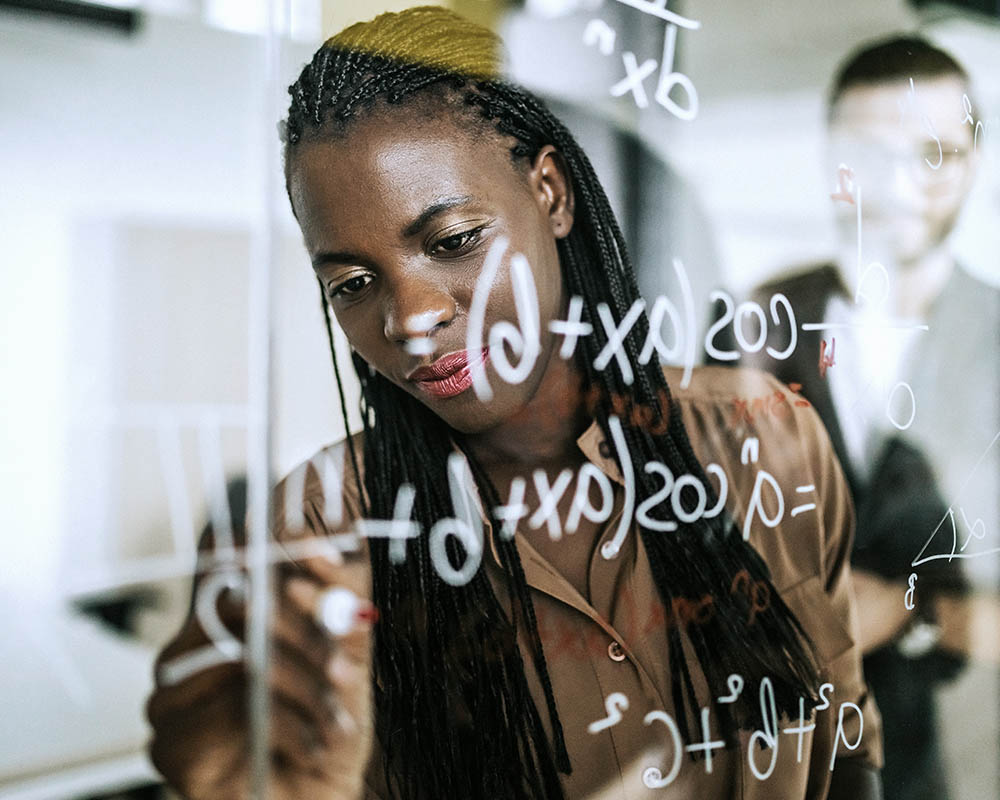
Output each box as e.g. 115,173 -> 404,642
464,355 -> 590,470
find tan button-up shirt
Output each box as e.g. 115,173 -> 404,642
274,366 -> 882,799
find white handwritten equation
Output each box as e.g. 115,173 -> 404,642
911,428 -> 1000,570
582,0 -> 700,119
150,416 -> 826,689
588,678 -> 865,785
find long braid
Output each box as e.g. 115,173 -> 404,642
284,7 -> 820,796
319,282 -> 366,514
466,79 -> 820,734
462,446 -> 573,774
354,365 -> 565,799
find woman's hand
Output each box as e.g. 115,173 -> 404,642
146,543 -> 374,800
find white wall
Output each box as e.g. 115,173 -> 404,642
0,8 -> 352,791
0,10 -> 352,607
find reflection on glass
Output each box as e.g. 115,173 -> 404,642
3,2 -> 998,799
709,33 -> 1000,800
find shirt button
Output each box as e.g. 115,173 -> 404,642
598,440 -> 613,458
607,641 -> 626,662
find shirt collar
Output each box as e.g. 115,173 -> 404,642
480,417 -> 623,571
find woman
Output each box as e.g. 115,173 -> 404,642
147,7 -> 882,798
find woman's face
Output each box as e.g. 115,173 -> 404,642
287,107 -> 575,434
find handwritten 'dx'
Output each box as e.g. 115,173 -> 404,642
582,7 -> 700,121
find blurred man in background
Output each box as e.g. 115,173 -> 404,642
708,35 -> 1000,800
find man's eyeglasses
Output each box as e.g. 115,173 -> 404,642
830,134 -> 971,191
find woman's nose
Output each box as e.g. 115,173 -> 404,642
383,278 -> 456,348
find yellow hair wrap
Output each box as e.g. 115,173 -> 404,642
327,5 -> 503,81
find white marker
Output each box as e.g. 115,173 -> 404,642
315,586 -> 362,636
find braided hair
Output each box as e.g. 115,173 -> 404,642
282,7 -> 820,798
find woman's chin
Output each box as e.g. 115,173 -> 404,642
399,384 -> 504,435
435,402 -> 507,436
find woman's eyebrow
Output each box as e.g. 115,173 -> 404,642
402,195 -> 476,238
310,196 -> 479,269
311,250 -> 363,270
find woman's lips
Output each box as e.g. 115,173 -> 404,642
409,348 -> 490,399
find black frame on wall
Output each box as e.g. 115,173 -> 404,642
0,0 -> 141,34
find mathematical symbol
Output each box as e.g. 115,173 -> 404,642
610,52 -> 658,109
717,673 -> 744,704
593,298 -> 646,385
905,573 -> 917,610
355,483 -> 420,563
830,165 -> 856,205
550,621 -> 584,660
284,449 -> 345,533
962,93 -> 975,126
685,707 -> 726,773
583,18 -> 616,55
790,484 -> 817,517
274,532 -> 362,566
959,506 -> 987,551
782,698 -> 816,763
654,23 -> 698,120
589,692 -> 630,734
494,476 -> 528,541
404,338 -> 434,356
921,110 -> 944,169
731,398 -> 754,426
743,469 -> 784,540
198,422 -> 235,558
612,0 -> 702,30
548,295 -> 593,359
787,383 -> 811,406
403,312 -> 439,356
529,468 -> 574,540
818,337 -> 836,378
639,294 -> 681,365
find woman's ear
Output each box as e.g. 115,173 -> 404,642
528,144 -> 575,239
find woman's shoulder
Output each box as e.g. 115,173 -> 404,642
664,364 -> 825,442
665,363 -> 794,402
664,364 -> 850,592
271,431 -> 368,540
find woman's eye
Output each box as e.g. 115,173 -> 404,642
431,226 -> 484,256
330,274 -> 372,298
